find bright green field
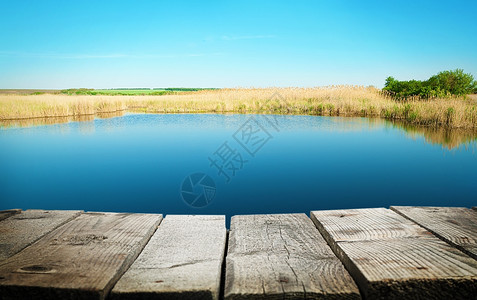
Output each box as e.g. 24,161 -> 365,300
92,90 -> 168,95
61,88 -> 217,96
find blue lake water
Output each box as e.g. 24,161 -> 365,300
1,113 -> 476,225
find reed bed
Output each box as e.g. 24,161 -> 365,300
1,86 -> 477,129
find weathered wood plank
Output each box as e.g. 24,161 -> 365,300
111,215 -> 227,300
391,206 -> 477,260
0,212 -> 162,300
311,208 -> 477,300
0,209 -> 21,222
0,209 -> 82,261
225,214 -> 360,299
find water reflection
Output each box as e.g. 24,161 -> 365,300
389,121 -> 477,150
0,116 -> 72,128
0,111 -> 124,129
1,112 -> 476,149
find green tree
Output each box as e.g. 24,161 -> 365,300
384,69 -> 477,99
427,69 -> 476,96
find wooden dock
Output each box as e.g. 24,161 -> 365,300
0,207 -> 476,299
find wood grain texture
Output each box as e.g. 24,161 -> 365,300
311,208 -> 477,300
0,212 -> 162,300
0,209 -> 21,222
391,206 -> 477,260
111,215 -> 227,300
225,214 -> 360,299
0,209 -> 82,261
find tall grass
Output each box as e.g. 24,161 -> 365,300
1,86 -> 476,129
0,94 -> 127,119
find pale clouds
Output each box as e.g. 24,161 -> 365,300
0,51 -> 224,59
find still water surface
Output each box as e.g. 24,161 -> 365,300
1,113 -> 476,223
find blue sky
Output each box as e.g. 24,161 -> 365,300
0,0 -> 476,89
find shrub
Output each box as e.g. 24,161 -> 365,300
384,69 -> 477,99
427,69 -> 476,96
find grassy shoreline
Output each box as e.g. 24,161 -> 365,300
1,87 -> 477,129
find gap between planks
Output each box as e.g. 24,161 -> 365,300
0,209 -> 82,261
224,213 -> 360,299
311,207 -> 477,300
0,209 -> 21,222
391,206 -> 477,261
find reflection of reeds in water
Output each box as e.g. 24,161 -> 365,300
96,111 -> 125,119
325,117 -> 385,132
77,115 -> 95,135
0,111 -> 123,129
2,106 -> 476,149
390,121 -> 477,150
0,116 -> 71,128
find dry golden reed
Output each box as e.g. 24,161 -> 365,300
1,86 -> 476,129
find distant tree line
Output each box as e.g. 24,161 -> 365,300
384,69 -> 477,99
